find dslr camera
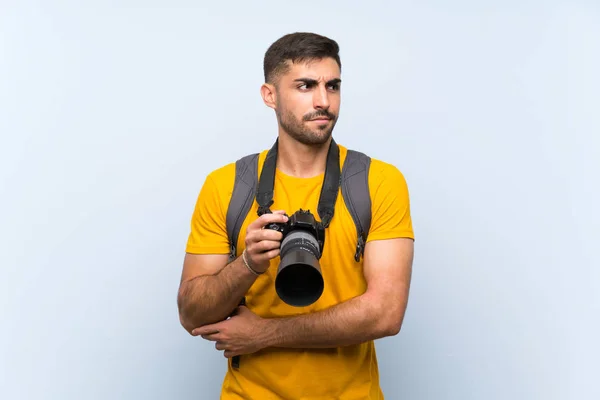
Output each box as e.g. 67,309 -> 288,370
265,209 -> 326,307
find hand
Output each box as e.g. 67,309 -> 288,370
244,210 -> 288,273
192,306 -> 269,358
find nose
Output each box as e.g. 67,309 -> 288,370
313,84 -> 330,110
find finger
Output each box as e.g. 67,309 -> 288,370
248,229 -> 284,242
246,248 -> 280,266
200,333 -> 221,341
262,248 -> 280,260
247,211 -> 288,231
253,240 -> 282,253
192,324 -> 220,336
224,350 -> 236,358
215,341 -> 226,351
245,232 -> 282,247
248,229 -> 283,242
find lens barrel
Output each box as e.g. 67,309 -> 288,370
275,230 -> 324,307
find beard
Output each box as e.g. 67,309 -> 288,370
276,106 -> 338,146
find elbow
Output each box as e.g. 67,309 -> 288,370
369,301 -> 404,338
362,290 -> 407,339
179,306 -> 211,336
177,289 -> 204,335
383,319 -> 402,337
177,288 -> 222,335
179,313 -> 195,335
372,315 -> 402,338
177,301 -> 196,335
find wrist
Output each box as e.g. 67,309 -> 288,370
242,249 -> 266,275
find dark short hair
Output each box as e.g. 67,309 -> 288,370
263,32 -> 341,84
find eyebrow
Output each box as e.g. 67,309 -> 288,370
293,78 -> 342,85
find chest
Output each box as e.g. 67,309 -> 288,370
238,183 -> 367,317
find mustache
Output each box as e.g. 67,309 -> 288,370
303,110 -> 336,121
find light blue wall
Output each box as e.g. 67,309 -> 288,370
1,1 -> 598,399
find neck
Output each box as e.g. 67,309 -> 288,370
275,133 -> 332,178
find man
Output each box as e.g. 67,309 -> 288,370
177,32 -> 415,399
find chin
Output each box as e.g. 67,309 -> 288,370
282,121 -> 335,146
308,131 -> 333,146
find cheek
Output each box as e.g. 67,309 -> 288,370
282,95 -> 310,119
329,94 -> 341,110
282,88 -> 327,116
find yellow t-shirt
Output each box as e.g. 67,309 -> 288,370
186,143 -> 414,399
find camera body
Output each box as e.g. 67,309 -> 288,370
265,209 -> 325,257
264,209 -> 326,307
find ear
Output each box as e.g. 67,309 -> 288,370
260,83 -> 277,110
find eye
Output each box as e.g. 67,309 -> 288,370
327,83 -> 340,91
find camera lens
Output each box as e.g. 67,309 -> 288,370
275,230 -> 324,307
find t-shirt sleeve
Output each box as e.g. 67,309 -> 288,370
367,162 -> 415,242
185,174 -> 231,254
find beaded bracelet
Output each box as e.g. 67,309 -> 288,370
242,249 -> 263,276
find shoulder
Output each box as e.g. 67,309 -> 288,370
207,162 -> 235,184
338,145 -> 414,240
369,157 -> 408,189
199,162 -> 236,204
369,157 -> 410,211
337,143 -> 408,190
202,149 -> 269,196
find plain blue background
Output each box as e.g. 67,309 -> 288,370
1,1 -> 599,399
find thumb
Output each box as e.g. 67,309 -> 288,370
229,304 -> 247,317
237,305 -> 250,314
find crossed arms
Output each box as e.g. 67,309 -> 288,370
177,236 -> 414,352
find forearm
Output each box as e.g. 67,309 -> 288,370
178,256 -> 257,332
262,291 -> 403,349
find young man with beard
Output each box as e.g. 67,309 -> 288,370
177,32 -> 415,399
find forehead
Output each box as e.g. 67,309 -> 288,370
282,57 -> 341,82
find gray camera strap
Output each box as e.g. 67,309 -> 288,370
226,152 -> 260,263
226,139 -> 372,264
